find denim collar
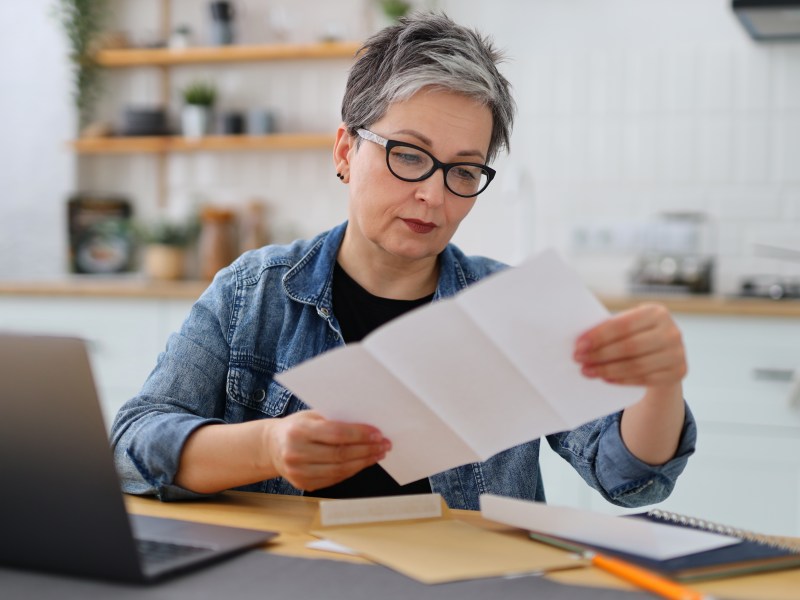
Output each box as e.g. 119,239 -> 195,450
281,221 -> 470,311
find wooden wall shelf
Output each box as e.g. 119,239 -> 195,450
95,41 -> 362,67
70,133 -> 336,154
79,8 -> 359,205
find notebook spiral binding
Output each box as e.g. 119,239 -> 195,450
647,509 -> 800,553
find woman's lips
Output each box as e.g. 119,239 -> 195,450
403,219 -> 437,234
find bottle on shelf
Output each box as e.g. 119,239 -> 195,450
198,205 -> 237,280
209,1 -> 236,46
239,200 -> 270,253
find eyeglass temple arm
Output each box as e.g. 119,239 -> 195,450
356,128 -> 388,147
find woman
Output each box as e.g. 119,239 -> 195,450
111,12 -> 695,510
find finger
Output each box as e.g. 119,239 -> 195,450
296,451 -> 386,477
299,439 -> 391,464
582,352 -> 667,381
578,326 -> 673,367
601,364 -> 685,387
279,437 -> 386,474
582,347 -> 686,383
284,452 -> 388,491
576,304 -> 665,355
310,420 -> 387,445
284,411 -> 388,447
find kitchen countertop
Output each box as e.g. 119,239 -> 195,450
600,294 -> 800,317
1,278 -> 800,317
0,277 -> 209,300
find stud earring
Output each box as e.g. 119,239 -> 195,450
336,172 -> 344,181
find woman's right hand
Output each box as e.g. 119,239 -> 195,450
264,410 -> 391,491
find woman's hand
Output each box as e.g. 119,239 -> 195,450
264,410 -> 391,491
574,303 -> 688,465
573,303 -> 687,390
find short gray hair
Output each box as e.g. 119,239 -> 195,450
341,12 -> 516,163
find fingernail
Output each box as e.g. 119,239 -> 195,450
582,365 -> 597,377
369,432 -> 382,442
575,339 -> 591,354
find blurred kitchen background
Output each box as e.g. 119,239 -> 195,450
2,0 -> 800,534
2,0 -> 800,294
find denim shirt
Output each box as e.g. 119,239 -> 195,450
111,221 -> 696,510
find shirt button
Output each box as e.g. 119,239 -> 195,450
253,389 -> 266,402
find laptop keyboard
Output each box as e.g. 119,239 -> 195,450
135,538 -> 212,567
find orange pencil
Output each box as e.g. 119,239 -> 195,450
590,552 -> 710,600
527,532 -> 712,600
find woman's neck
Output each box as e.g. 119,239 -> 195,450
337,229 -> 439,300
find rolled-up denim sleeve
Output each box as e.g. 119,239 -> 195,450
110,268 -> 235,501
546,402 -> 697,508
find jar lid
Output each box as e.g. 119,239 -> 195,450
200,206 -> 235,222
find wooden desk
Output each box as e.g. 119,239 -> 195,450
125,491 -> 800,600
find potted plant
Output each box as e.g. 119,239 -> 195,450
54,0 -> 110,134
378,0 -> 412,23
169,24 -> 192,49
136,218 -> 199,280
181,81 -> 217,139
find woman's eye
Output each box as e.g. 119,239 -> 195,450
451,166 -> 478,181
393,151 -> 424,165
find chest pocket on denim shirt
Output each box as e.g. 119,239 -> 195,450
227,364 -> 302,420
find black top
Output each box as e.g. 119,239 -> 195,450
306,262 -> 434,499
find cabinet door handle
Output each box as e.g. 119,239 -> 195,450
789,377 -> 800,408
751,368 -> 795,381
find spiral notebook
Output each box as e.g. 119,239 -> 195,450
530,509 -> 800,583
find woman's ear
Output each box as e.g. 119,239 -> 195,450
333,124 -> 354,183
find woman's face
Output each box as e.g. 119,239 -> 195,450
337,89 -> 493,268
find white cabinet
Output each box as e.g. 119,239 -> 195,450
540,313 -> 800,537
0,296 -> 194,429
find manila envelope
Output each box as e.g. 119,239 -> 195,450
309,494 -> 585,584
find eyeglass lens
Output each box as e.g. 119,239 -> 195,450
387,145 -> 490,197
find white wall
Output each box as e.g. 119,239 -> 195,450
2,0 -> 800,292
443,0 -> 800,294
0,0 -> 74,278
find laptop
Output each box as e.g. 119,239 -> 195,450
0,332 -> 277,583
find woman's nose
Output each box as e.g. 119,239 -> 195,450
414,168 -> 447,206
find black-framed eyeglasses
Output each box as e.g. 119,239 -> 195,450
356,128 -> 496,198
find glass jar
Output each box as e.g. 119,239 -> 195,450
239,200 -> 269,252
198,206 -> 236,280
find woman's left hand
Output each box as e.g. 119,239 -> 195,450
573,303 -> 687,390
